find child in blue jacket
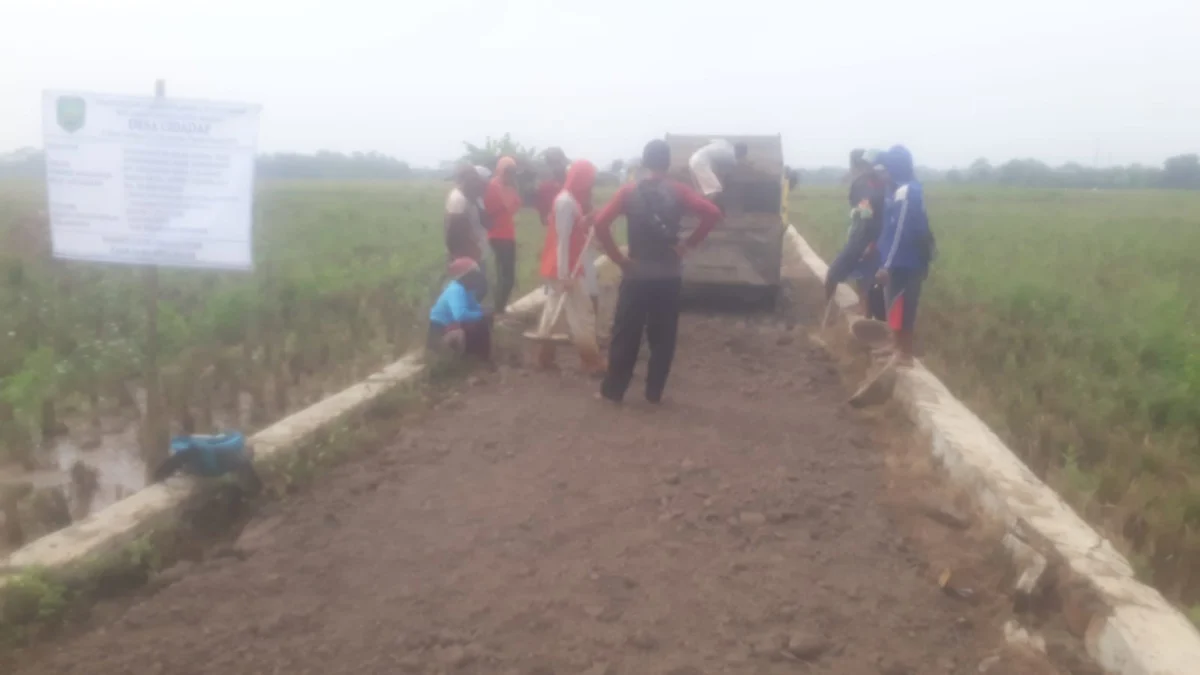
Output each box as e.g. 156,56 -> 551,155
428,258 -> 492,361
875,145 -> 936,366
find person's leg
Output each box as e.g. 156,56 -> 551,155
463,316 -> 493,362
564,283 -> 605,375
490,239 -> 516,314
600,278 -> 647,402
885,269 -> 920,367
643,277 -> 683,403
535,285 -> 566,369
867,283 -> 888,322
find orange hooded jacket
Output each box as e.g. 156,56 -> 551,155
539,159 -> 596,281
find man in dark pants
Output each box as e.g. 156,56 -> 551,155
825,149 -> 887,320
592,139 -> 723,404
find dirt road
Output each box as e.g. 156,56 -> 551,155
6,292 -> 1094,674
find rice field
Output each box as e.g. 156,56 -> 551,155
4,177 -> 1200,615
794,185 -> 1200,608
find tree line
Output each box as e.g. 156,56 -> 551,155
797,154 -> 1200,190
3,146 -> 1198,190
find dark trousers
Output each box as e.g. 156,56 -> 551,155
427,318 -> 493,360
600,276 -> 682,403
490,239 -> 516,313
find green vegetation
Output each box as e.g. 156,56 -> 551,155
0,180 -> 546,473
794,185 -> 1200,605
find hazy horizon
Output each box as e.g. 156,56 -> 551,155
6,0 -> 1198,170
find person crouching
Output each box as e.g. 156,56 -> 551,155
428,258 -> 493,362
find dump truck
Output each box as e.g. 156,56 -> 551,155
664,134 -> 788,305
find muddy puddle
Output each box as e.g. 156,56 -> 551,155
1,390 -> 254,557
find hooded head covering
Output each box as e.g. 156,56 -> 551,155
878,145 -> 915,184
563,159 -> 597,212
447,257 -> 479,280
495,156 -> 517,182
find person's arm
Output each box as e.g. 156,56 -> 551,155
446,283 -> 485,326
554,196 -> 577,280
672,181 -> 723,248
881,185 -> 910,270
592,184 -> 632,266
483,181 -> 504,220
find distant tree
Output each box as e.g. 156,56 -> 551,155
1161,154 -> 1200,190
256,151 -> 411,179
967,158 -> 993,183
460,133 -> 538,171
609,159 -> 625,175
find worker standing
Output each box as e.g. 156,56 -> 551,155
444,165 -> 490,301
535,159 -> 606,375
688,138 -> 748,212
825,149 -> 887,320
875,145 -> 935,367
593,140 -> 723,404
484,156 -> 522,314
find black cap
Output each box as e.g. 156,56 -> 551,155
642,139 -> 671,173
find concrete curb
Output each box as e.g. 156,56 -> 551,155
0,291 -> 552,589
782,225 -> 1200,675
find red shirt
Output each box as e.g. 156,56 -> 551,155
535,179 -> 562,226
592,176 -> 722,270
483,179 -> 521,241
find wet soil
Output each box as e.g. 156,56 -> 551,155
5,287 -> 1097,674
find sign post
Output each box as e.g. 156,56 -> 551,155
141,79 -> 167,476
42,83 -> 261,480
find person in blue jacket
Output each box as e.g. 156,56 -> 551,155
428,257 -> 492,361
874,145 -> 936,367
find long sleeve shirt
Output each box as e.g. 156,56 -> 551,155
592,177 -> 722,279
429,280 -> 485,329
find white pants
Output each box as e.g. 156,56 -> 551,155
538,281 -> 598,354
582,249 -> 598,298
688,153 -> 723,197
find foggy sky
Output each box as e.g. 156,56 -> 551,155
5,0 -> 1198,168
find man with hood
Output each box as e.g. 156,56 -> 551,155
875,145 -> 935,366
593,139 -> 723,404
535,159 -> 606,374
825,149 -> 887,320
484,156 -> 522,314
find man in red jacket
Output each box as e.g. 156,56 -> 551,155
592,139 -> 723,404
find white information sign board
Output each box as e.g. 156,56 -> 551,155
42,90 -> 261,270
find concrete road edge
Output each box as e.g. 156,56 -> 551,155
782,224 -> 1200,675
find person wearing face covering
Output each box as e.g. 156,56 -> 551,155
535,159 -> 606,374
484,156 -> 522,314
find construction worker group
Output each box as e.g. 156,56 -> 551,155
429,138 -> 933,403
